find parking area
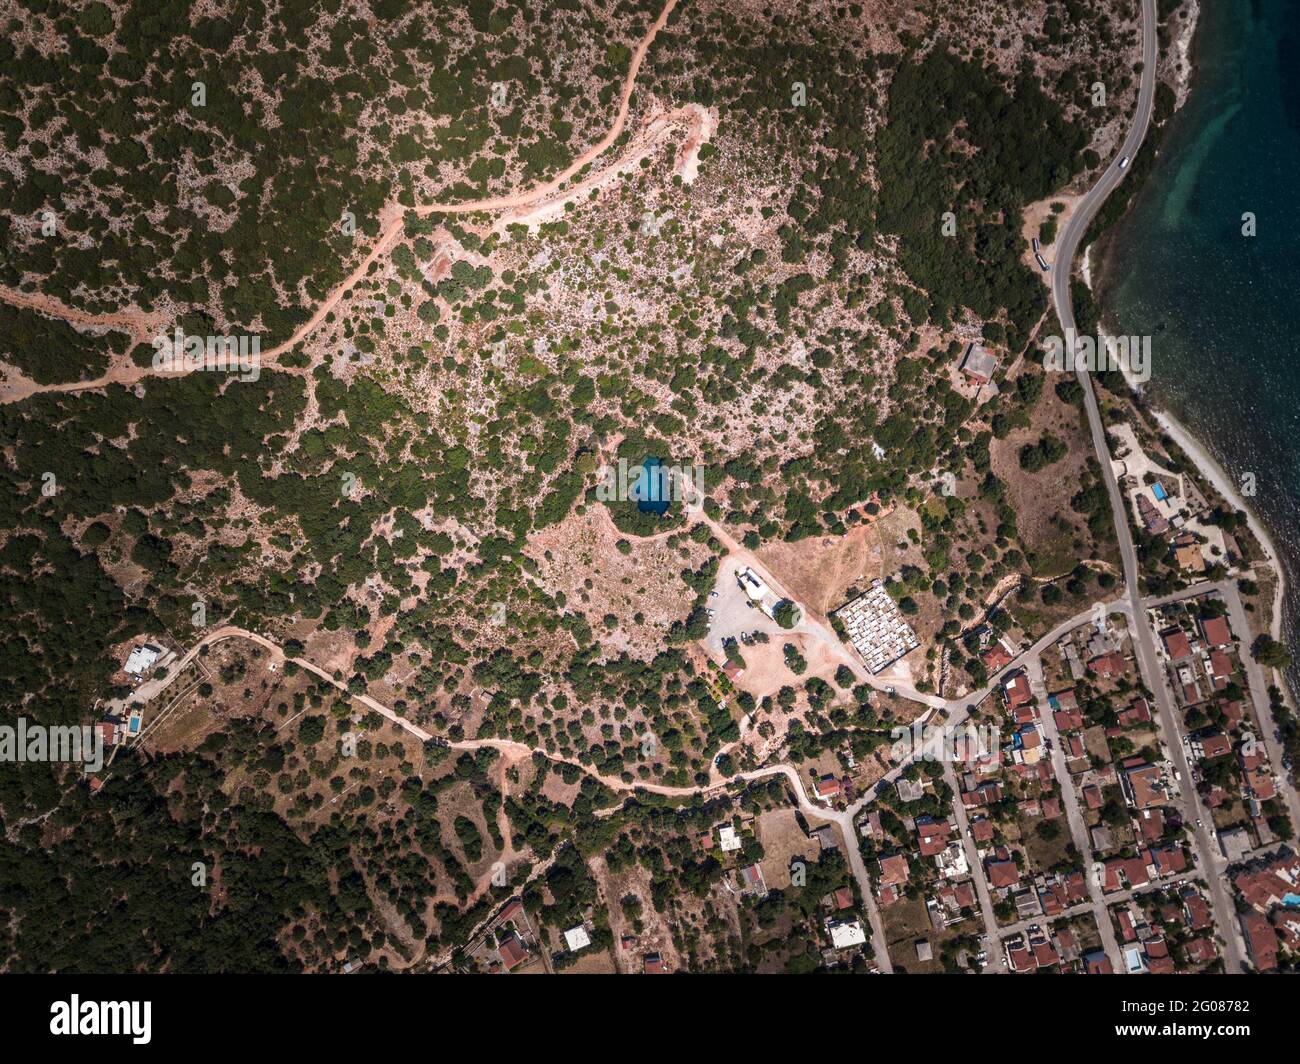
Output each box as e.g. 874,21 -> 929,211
703,556 -> 787,657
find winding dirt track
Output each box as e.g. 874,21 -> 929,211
0,0 -> 703,406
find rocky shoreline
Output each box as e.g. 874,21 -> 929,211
1093,0 -> 1296,710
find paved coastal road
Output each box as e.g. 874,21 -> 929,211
1050,0 -> 1158,335
1052,0 -> 1247,971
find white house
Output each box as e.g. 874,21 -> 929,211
828,918 -> 867,949
124,644 -> 163,676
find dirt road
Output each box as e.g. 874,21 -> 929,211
0,0 -> 707,406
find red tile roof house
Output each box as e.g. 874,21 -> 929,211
1220,699 -> 1246,729
1240,912 -> 1279,972
1049,688 -> 1080,713
877,853 -> 911,888
982,642 -> 1014,672
1116,907 -> 1139,943
1231,851 -> 1300,910
962,781 -> 1004,809
812,773 -> 842,801
1039,880 -> 1069,917
1002,670 -> 1032,709
1200,615 -> 1232,649
1182,891 -> 1213,931
1271,909 -> 1300,952
1088,651 -> 1125,677
915,817 -> 952,858
1193,731 -> 1233,760
1065,871 -> 1089,904
1208,649 -> 1234,682
1032,938 -> 1060,969
1185,937 -> 1218,966
1007,943 -> 1035,973
722,661 -> 745,682
1118,698 -> 1151,726
1162,628 -> 1193,661
497,899 -> 526,926
876,883 -> 903,907
1143,935 -> 1176,975
950,881 -> 977,910
1138,808 -> 1166,843
986,858 -> 1021,890
497,931 -> 529,971
1083,784 -> 1103,810
1151,845 -> 1188,878
1240,749 -> 1278,800
1121,760 -> 1167,810
970,815 -> 996,843
1104,857 -> 1150,894
1053,707 -> 1084,732
1084,950 -> 1114,975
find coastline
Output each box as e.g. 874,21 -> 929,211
1149,407 -> 1287,645
1095,285 -> 1288,648
1090,0 -> 1294,703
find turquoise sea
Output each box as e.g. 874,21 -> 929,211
1102,0 -> 1300,667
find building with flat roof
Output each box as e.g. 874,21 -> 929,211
960,343 -> 998,385
124,644 -> 162,676
827,918 -> 867,949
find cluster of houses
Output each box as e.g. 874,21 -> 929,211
477,899 -> 540,974
858,792 -> 989,968
835,579 -> 920,675
710,815 -> 873,970
713,820 -> 770,900
470,897 -> 656,975
1107,884 -> 1220,973
1230,848 -> 1300,972
1111,424 -> 1224,575
987,642 -> 1214,945
1154,601 -> 1284,852
1133,480 -> 1224,574
1004,922 -> 1097,974
87,643 -> 164,791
